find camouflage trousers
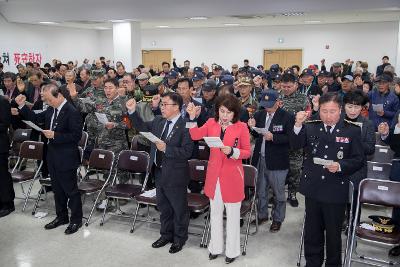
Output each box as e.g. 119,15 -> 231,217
286,149 -> 303,194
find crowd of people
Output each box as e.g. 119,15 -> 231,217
0,55 -> 400,266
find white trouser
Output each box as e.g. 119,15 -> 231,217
208,179 -> 241,258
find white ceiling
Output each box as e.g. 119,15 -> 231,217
0,0 -> 399,29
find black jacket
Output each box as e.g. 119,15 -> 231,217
251,107 -> 294,170
290,119 -> 364,204
129,112 -> 194,188
0,96 -> 11,154
19,101 -> 82,171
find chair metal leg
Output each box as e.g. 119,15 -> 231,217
204,219 -> 211,248
99,198 -> 109,226
297,212 -> 306,267
130,203 -> 141,233
200,211 -> 210,247
85,191 -> 102,226
242,203 -> 255,256
32,186 -> 43,215
22,177 -> 38,212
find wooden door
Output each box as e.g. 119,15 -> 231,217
142,50 -> 172,73
263,49 -> 302,71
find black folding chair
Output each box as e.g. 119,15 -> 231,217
11,141 -> 43,211
100,150 -> 150,229
78,149 -> 114,226
367,145 -> 394,164
367,161 -> 392,180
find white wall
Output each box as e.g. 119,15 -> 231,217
0,15 -> 101,72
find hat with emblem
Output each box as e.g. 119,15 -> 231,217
149,76 -> 164,86
202,79 -> 217,92
269,64 -> 280,73
237,76 -> 253,86
342,75 -> 354,82
166,70 -> 179,79
300,68 -> 315,77
194,66 -> 203,73
271,73 -> 282,81
136,73 -> 149,80
259,89 -> 279,108
192,72 -> 205,81
218,75 -> 234,87
142,84 -> 159,102
375,73 -> 393,83
318,70 -> 331,77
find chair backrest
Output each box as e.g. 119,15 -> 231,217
78,131 -> 88,150
78,146 -> 84,163
367,161 -> 392,180
197,141 -> 210,160
359,178 -> 400,208
130,135 -> 141,151
88,149 -> 114,171
367,145 -> 394,163
188,159 -> 208,182
19,141 -> 43,160
243,164 -> 257,188
13,128 -> 32,143
117,150 -> 150,174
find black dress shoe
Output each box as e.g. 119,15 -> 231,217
169,243 -> 184,254
389,246 -> 400,257
44,217 -> 69,230
64,223 -> 82,235
225,257 -> 236,264
0,206 -> 15,218
269,221 -> 282,233
209,253 -> 218,260
152,237 -> 171,248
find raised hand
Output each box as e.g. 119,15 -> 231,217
247,118 -> 256,128
151,94 -> 161,109
312,94 -> 320,111
378,122 -> 389,136
295,111 -> 308,127
15,94 -> 27,106
126,98 -> 137,112
16,78 -> 26,92
186,102 -> 197,120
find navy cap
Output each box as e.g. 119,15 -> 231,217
192,72 -> 205,81
259,89 -> 279,109
281,72 -> 298,82
167,70 -> 179,79
251,70 -> 264,79
142,84 -> 159,102
202,79 -> 217,91
194,66 -> 203,73
269,64 -> 280,72
257,65 -> 264,69
342,75 -> 354,82
218,75 -> 234,87
221,70 -> 231,76
271,74 -> 282,81
213,65 -> 223,71
375,74 -> 393,83
318,70 -> 331,77
300,68 -> 314,77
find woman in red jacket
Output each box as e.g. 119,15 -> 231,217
187,94 -> 251,264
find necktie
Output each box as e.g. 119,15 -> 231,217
261,114 -> 273,157
156,120 -> 172,167
326,125 -> 332,134
51,108 -> 58,131
33,87 -> 40,103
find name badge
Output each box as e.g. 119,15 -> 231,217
336,137 -> 350,143
272,125 -> 283,132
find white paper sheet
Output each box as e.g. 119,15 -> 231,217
22,120 -> 43,132
372,104 -> 383,112
252,127 -> 268,135
313,157 -> 334,166
139,132 -> 163,143
140,188 -> 157,198
95,112 -> 109,124
203,137 -> 225,148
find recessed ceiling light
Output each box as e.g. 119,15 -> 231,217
281,12 -> 304,16
95,27 -> 111,30
39,21 -> 59,25
304,20 -> 321,23
109,20 -> 126,23
223,23 -> 240,26
156,25 -> 170,28
188,16 -> 208,20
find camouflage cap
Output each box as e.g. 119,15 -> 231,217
149,75 -> 164,86
90,69 -> 105,80
237,76 -> 253,86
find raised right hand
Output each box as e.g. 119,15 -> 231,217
126,98 -> 136,112
16,78 -> 26,92
295,111 -> 308,127
247,118 -> 256,128
378,122 -> 389,136
15,94 -> 26,107
186,102 -> 197,120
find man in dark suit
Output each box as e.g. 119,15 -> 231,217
290,92 -> 364,267
15,84 -> 83,235
249,90 -> 294,232
126,92 -> 194,254
0,95 -> 15,218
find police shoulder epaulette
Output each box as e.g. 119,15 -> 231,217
305,119 -> 321,123
344,119 -> 362,127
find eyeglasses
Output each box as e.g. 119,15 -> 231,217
160,103 -> 177,107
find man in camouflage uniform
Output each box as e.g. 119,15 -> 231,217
123,73 -> 143,102
238,76 -> 258,113
279,72 -> 309,207
78,70 -> 106,161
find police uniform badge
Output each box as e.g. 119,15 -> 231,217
337,151 -> 343,160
